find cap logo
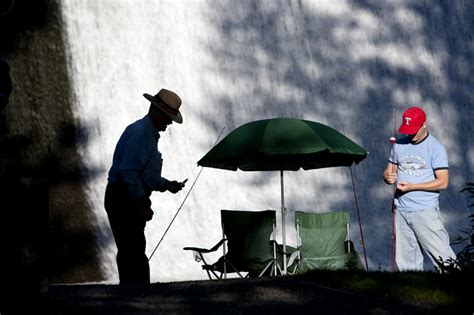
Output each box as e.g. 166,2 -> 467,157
404,117 -> 411,125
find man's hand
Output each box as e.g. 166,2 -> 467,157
396,181 -> 412,192
144,207 -> 154,221
135,196 -> 154,221
384,172 -> 397,185
396,169 -> 449,193
166,180 -> 184,194
383,163 -> 398,185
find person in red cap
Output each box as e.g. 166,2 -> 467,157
105,88 -> 187,285
383,106 -> 456,271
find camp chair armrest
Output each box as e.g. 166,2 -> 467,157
183,239 -> 226,253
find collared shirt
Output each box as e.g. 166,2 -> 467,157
389,134 -> 449,211
108,115 -> 169,198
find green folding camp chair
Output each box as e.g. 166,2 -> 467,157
183,210 -> 282,279
288,211 -> 363,274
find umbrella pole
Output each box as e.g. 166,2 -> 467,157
280,170 -> 287,275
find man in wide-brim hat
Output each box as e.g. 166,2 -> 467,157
105,88 -> 187,285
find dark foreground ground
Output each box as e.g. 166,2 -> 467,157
45,274 -> 469,315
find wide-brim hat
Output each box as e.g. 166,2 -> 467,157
143,88 -> 183,124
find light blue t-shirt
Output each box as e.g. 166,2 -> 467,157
389,134 -> 449,211
108,115 -> 169,199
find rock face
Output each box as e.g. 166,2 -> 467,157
0,0 -> 105,283
1,0 -> 473,284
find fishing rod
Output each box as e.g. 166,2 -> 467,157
148,127 -> 226,262
390,108 -> 397,272
341,125 -> 368,271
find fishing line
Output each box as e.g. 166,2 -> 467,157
148,127 -> 226,262
348,166 -> 369,271
340,124 -> 369,271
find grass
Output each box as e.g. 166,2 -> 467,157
299,269 -> 470,307
8,269 -> 470,314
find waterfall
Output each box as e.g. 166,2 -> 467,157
60,0 -> 473,283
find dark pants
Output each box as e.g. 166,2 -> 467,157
104,183 -> 150,285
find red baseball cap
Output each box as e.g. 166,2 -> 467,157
399,106 -> 426,134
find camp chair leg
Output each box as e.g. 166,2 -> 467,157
258,260 -> 275,277
210,269 -> 221,280
199,254 -> 212,280
286,250 -> 300,275
196,252 -> 221,280
346,222 -> 350,253
272,233 -> 277,276
271,259 -> 279,276
273,260 -> 282,276
226,260 -> 246,278
291,262 -> 299,275
276,262 -> 283,275
273,259 -> 284,276
223,227 -> 227,279
201,265 -> 221,280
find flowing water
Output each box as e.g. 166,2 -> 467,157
59,0 -> 473,282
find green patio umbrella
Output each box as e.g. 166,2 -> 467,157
198,117 -> 368,274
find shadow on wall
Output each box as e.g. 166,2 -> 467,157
199,1 -> 473,269
0,0 -> 110,290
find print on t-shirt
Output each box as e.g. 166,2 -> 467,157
398,154 -> 426,177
